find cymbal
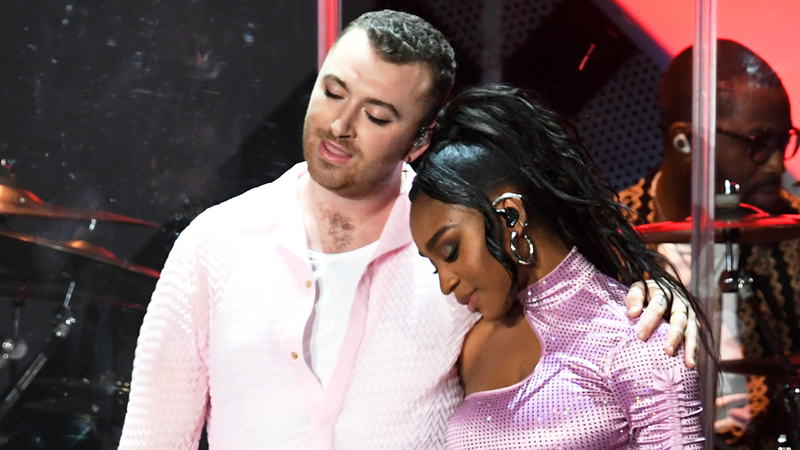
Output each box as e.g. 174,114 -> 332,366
0,229 -> 159,307
0,185 -> 158,226
718,356 -> 800,377
635,214 -> 800,245
0,229 -> 160,279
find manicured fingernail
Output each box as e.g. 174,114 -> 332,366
638,331 -> 645,340
689,356 -> 696,365
667,345 -> 675,354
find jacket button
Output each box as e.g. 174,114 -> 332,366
306,280 -> 312,288
291,352 -> 298,360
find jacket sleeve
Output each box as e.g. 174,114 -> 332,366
118,219 -> 211,449
609,322 -> 705,449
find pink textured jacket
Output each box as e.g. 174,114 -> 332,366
446,249 -> 704,449
118,163 -> 476,449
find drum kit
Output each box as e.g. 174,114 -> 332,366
635,186 -> 800,447
0,175 -> 161,449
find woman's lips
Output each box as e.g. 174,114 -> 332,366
459,291 -> 478,313
318,140 -> 352,164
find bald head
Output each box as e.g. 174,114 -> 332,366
659,39 -> 785,131
656,39 -> 793,215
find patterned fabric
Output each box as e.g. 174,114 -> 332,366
445,249 -> 704,449
118,162 -> 477,450
619,169 -> 800,445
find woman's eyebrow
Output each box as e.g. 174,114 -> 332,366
425,225 -> 455,252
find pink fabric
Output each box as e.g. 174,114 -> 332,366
446,249 -> 704,449
118,163 -> 477,450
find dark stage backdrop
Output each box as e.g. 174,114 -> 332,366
345,0 -> 667,194
0,1 -> 316,448
1,0 -> 316,262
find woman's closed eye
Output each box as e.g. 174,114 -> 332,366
427,244 -> 458,274
443,243 -> 459,263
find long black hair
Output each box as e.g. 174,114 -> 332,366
410,84 -> 711,348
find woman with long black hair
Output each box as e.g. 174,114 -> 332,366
409,84 -> 709,448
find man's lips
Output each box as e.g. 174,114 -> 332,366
318,139 -> 352,164
748,184 -> 781,207
749,176 -> 782,193
746,179 -> 781,201
753,184 -> 780,195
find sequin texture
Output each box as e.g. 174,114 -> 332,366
445,249 -> 704,449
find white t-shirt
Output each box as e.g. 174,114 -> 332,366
307,241 -> 379,389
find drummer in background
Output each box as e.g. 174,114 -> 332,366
619,39 -> 800,447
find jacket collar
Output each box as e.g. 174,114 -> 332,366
274,162 -> 416,263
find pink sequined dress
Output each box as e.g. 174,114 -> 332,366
446,249 -> 704,449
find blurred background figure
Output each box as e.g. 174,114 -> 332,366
619,39 -> 800,448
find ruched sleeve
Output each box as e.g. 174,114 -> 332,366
609,322 -> 705,449
118,219 -> 211,450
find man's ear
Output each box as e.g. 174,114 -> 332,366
406,128 -> 432,164
413,128 -> 430,148
666,122 -> 692,158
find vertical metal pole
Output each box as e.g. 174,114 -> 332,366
691,0 -> 718,446
480,0 -> 505,83
317,0 -> 340,70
